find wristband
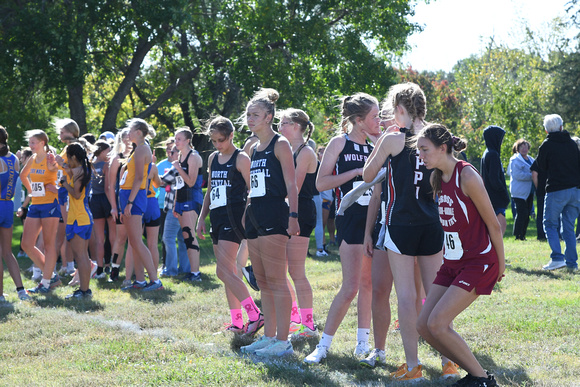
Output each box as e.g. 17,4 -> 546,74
289,212 -> 298,218
127,200 -> 134,205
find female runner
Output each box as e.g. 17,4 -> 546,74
0,126 -> 31,301
118,119 -> 162,291
305,92 -> 380,363
196,116 -> 263,335
21,130 -> 61,294
62,143 -> 94,299
239,88 -> 299,357
416,124 -> 504,387
362,83 -> 454,382
278,108 -> 318,339
172,127 -> 204,282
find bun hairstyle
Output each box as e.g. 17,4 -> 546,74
66,142 -> 92,192
383,83 -> 426,128
126,118 -> 156,139
247,88 -> 279,124
418,123 -> 467,199
111,128 -> 130,159
25,129 -> 51,153
0,125 -> 9,157
277,108 -> 314,144
340,92 -> 378,133
54,118 -> 80,139
204,116 -> 235,137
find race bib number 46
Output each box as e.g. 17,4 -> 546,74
249,171 -> 266,198
444,231 -> 463,260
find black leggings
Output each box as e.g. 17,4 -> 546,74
513,194 -> 533,240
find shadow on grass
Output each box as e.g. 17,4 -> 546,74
127,287 -> 177,303
0,302 -> 16,321
173,273 -> 221,291
476,352 -> 534,386
34,296 -> 105,312
510,266 -> 562,279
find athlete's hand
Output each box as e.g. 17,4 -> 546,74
16,207 -> 24,218
55,155 -> 65,167
287,217 -> 300,237
123,204 -> 132,219
363,234 -> 374,258
171,160 -> 182,170
196,219 -> 206,240
497,261 -> 506,283
46,183 -> 58,194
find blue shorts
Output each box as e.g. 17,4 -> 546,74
174,200 -> 201,216
494,207 -> 506,217
28,200 -> 62,219
58,187 -> 68,206
144,196 -> 161,227
119,189 -> 147,216
66,220 -> 93,241
0,200 -> 14,228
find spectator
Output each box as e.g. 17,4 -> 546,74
480,126 -> 510,236
507,139 -> 534,240
537,114 -> 580,271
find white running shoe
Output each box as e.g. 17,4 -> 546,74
353,340 -> 370,357
359,348 -> 386,368
254,339 -> 294,357
240,336 -> 275,354
304,344 -> 329,364
543,260 -> 566,270
316,250 -> 329,257
17,289 -> 32,301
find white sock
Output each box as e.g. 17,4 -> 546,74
33,267 -> 41,276
41,278 -> 51,288
67,262 -> 75,270
357,328 -> 370,343
192,271 -> 200,275
319,333 -> 334,349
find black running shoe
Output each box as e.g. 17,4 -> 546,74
242,265 -> 259,291
109,267 -> 119,282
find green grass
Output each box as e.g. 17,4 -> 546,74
1,210 -> 579,386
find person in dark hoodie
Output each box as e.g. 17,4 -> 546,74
536,114 -> 580,271
480,125 -> 510,236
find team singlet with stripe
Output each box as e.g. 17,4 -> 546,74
439,161 -> 497,263
335,134 -> 373,209
209,149 -> 247,208
28,154 -> 58,205
0,153 -> 18,200
249,134 -> 287,200
383,135 -> 437,226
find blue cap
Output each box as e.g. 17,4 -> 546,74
100,131 -> 115,141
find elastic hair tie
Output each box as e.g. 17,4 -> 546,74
452,136 -> 459,146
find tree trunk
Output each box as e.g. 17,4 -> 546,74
67,84 -> 87,135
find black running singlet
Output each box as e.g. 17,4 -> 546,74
209,149 -> 247,209
335,134 -> 373,208
249,134 -> 287,200
293,144 -> 317,200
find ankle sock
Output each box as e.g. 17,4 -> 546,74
357,328 -> 370,343
241,297 -> 260,321
319,333 -> 333,349
300,308 -> 315,330
230,309 -> 244,328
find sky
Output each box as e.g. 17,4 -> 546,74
402,0 -> 575,72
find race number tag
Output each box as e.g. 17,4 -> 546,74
65,196 -> 70,212
56,169 -> 64,185
353,181 -> 373,206
444,231 -> 463,260
209,185 -> 227,209
119,170 -> 128,186
380,201 -> 386,225
249,171 -> 266,198
175,175 -> 185,190
31,182 -> 46,197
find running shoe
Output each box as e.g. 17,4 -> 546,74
359,348 -> 386,368
390,363 -> 424,382
315,249 -> 329,257
542,259 -> 566,270
109,267 -> 120,282
93,272 -> 107,279
0,295 -> 6,302
254,339 -> 294,357
451,372 -> 497,387
442,361 -> 461,380
142,281 -> 164,291
244,313 -> 265,337
121,279 -> 132,288
304,344 -> 329,364
31,268 -> 42,282
50,274 -> 62,289
242,265 -> 259,291
121,281 -> 147,291
288,321 -> 301,334
65,289 -> 93,299
222,323 -> 245,335
27,283 -> 51,294
18,251 -> 28,258
240,335 -> 275,354
291,324 -> 318,340
17,290 -> 31,301
353,340 -> 370,357
57,266 -> 67,276
89,261 -> 98,278
185,272 -> 202,282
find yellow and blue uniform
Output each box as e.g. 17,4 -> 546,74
119,153 -> 150,216
66,178 -> 93,240
0,153 -> 19,227
143,170 -> 161,227
27,154 -> 61,219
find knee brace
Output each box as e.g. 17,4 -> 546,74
182,227 -> 199,251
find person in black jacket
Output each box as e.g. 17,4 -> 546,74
536,114 -> 580,271
480,125 -> 510,236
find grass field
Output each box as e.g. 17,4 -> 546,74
0,209 -> 579,386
